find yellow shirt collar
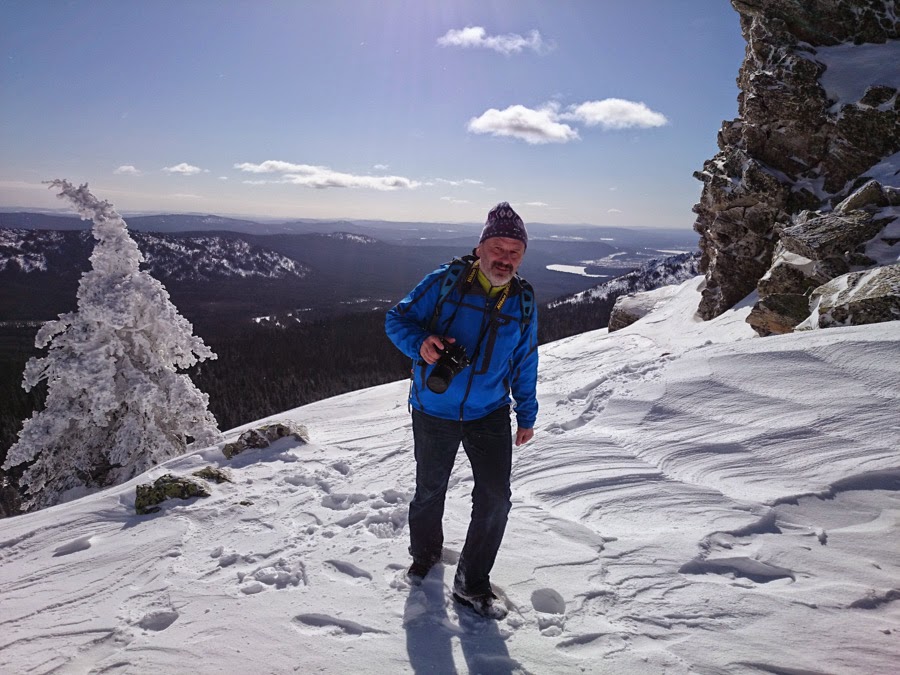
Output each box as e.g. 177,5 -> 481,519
474,261 -> 509,298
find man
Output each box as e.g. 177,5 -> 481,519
385,202 -> 538,619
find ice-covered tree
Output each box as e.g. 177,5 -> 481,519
2,180 -> 222,511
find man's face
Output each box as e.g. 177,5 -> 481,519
475,236 -> 526,286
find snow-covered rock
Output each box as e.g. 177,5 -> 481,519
693,0 -> 900,326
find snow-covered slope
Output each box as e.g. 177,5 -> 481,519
1,278 -> 898,674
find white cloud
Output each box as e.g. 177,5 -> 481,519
114,165 -> 141,176
374,164 -> 390,171
468,98 -> 668,145
468,104 -> 579,145
234,160 -> 420,190
218,176 -> 229,181
440,196 -> 470,204
436,178 -> 484,187
171,193 -> 204,199
163,163 -> 204,175
608,208 -> 623,213
437,26 -> 548,55
562,99 -> 668,130
525,201 -> 549,207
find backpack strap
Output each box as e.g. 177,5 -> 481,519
428,255 -> 478,333
514,275 -> 535,333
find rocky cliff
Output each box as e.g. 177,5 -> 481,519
692,0 -> 900,334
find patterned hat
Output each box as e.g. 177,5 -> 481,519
479,202 -> 527,249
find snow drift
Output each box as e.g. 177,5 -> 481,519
0,277 -> 898,674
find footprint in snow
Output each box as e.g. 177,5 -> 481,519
364,507 -> 407,539
335,512 -> 367,528
210,546 -> 248,569
284,472 -> 332,494
531,588 -> 567,636
321,493 -> 369,510
325,559 -> 372,581
53,535 -> 93,557
330,460 -> 352,476
121,598 -> 180,633
237,557 -> 308,593
136,609 -> 179,632
292,613 -> 387,636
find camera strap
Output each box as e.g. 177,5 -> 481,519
463,281 -> 513,375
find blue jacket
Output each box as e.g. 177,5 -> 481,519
385,259 -> 539,428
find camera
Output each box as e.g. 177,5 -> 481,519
426,341 -> 471,394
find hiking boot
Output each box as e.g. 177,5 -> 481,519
452,587 -> 508,620
406,559 -> 435,584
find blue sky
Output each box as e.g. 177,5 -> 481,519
0,0 -> 745,229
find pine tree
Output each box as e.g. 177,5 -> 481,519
2,181 -> 222,510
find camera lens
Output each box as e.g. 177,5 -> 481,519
424,342 -> 469,394
426,365 -> 453,394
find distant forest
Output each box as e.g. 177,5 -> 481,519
0,295 -> 614,516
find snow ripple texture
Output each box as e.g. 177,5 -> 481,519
1,277 -> 898,674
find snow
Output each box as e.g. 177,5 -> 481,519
864,150 -> 900,186
866,206 -> 900,265
814,39 -> 900,111
0,228 -> 66,272
609,283 -> 682,325
1,277 -> 899,674
545,263 -> 609,278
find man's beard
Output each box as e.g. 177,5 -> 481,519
485,262 -> 514,286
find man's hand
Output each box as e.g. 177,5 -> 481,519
515,427 -> 534,446
419,335 -> 455,365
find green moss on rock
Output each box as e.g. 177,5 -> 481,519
192,466 -> 232,484
135,474 -> 211,515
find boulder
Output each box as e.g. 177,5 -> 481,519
777,210 -> 884,260
757,247 -> 820,295
608,296 -> 643,333
135,474 -> 211,515
836,179 -> 891,213
192,466 -> 232,484
806,264 -> 900,328
222,421 -> 309,459
747,293 -> 813,336
608,285 -> 681,332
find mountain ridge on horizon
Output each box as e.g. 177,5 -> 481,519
0,207 -> 698,236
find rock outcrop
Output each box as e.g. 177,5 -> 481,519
222,421 -> 309,460
802,263 -> 900,328
135,474 -> 211,515
133,421 -> 308,515
693,0 -> 900,334
608,284 -> 682,333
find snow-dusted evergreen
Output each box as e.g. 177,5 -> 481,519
2,181 -> 221,511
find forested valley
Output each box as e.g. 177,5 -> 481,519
0,294 -> 616,516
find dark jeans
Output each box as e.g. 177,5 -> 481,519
409,405 -> 513,596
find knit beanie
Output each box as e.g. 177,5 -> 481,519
479,202 -> 527,249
